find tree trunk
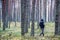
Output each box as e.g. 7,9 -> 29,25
5,0 -> 8,28
27,0 -> 30,28
2,0 -> 8,30
24,0 -> 30,33
14,0 -> 16,27
39,0 -> 41,21
55,0 -> 60,35
36,0 -> 39,29
44,0 -> 46,22
31,0 -> 36,36
0,9 -> 1,27
21,0 -> 26,36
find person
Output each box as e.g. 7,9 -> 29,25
39,19 -> 45,36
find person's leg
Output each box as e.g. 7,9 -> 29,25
42,28 -> 44,36
40,28 -> 43,36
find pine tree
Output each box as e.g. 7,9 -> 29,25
2,0 -> 8,30
55,0 -> 60,35
31,0 -> 36,36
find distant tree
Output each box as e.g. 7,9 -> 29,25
17,0 -> 21,22
36,0 -> 39,28
0,9 -> 1,27
44,0 -> 46,22
7,0 -> 13,28
14,0 -> 16,27
8,0 -> 11,28
39,0 -> 42,21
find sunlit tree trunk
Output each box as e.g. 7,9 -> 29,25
18,0 -> 21,22
39,0 -> 41,21
51,0 -> 55,22
44,0 -> 46,22
46,0 -> 48,22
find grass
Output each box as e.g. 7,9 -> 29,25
0,22 -> 60,40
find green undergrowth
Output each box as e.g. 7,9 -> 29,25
0,22 -> 60,40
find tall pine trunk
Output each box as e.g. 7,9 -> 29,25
0,9 -> 1,27
2,0 -> 8,30
5,0 -> 8,28
31,0 -> 36,36
36,0 -> 39,29
55,0 -> 60,35
24,0 -> 30,33
21,0 -> 26,36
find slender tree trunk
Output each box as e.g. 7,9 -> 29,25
51,0 -> 55,22
46,0 -> 49,22
36,0 -> 39,29
35,0 -> 37,22
27,0 -> 30,28
14,0 -> 17,27
40,0 -> 41,21
0,19 -> 1,27
17,0 -> 21,22
5,0 -> 8,28
0,9 -> 1,27
29,0 -> 32,28
44,0 -> 46,22
8,0 -> 11,28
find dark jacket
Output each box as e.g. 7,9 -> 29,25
39,19 -> 45,28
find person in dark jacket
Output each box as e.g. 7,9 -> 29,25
39,19 -> 45,36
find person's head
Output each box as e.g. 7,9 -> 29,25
40,19 -> 44,22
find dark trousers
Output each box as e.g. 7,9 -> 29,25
40,28 -> 44,36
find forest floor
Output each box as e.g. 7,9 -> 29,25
0,22 -> 60,40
